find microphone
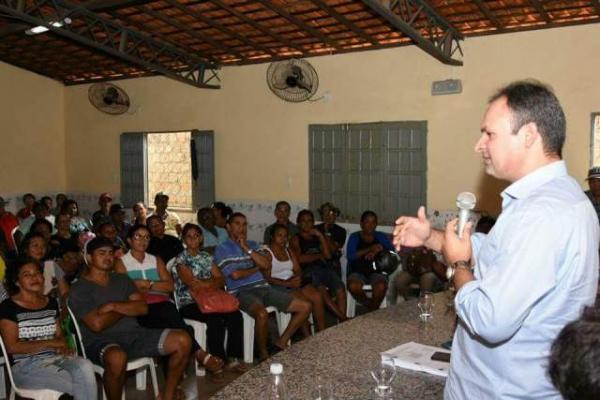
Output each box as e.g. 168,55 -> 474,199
456,192 -> 477,239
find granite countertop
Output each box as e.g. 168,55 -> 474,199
213,292 -> 456,399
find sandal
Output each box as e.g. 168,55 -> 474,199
200,353 -> 224,373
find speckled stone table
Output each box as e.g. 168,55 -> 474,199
212,292 -> 456,399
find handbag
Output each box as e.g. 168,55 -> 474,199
193,289 -> 240,313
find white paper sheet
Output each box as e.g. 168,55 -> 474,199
381,341 -> 451,377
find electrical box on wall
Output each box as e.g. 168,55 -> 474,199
431,79 -> 462,95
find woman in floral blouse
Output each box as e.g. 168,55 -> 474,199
172,223 -> 246,380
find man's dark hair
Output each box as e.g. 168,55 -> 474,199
296,209 -> 314,224
146,215 -> 164,226
360,210 -> 377,222
489,80 -> 565,157
548,307 -> 600,400
196,207 -> 213,224
227,212 -> 246,225
22,193 -> 35,202
275,201 -> 291,210
61,199 -> 78,214
212,202 -> 233,220
33,201 -> 48,214
30,218 -> 53,234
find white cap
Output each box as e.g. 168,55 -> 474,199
270,363 -> 283,374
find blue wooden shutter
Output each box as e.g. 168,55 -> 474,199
120,132 -> 147,207
191,130 -> 215,211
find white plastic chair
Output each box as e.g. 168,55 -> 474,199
346,284 -> 388,318
172,290 -> 208,376
67,306 -> 159,400
241,306 -> 286,363
0,335 -> 63,400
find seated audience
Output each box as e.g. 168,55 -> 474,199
549,307 -> 600,400
315,202 -> 347,277
61,200 -> 90,235
264,224 -> 326,333
291,209 -> 347,321
173,223 -> 246,381
29,218 -> 54,250
132,202 -> 148,225
114,224 -> 223,379
52,193 -> 67,217
197,207 -> 228,253
214,213 -> 311,361
211,202 -> 232,229
91,193 -> 112,228
0,258 -> 97,399
69,237 -> 191,400
16,193 -> 35,221
390,246 -> 445,303
346,211 -> 394,312
147,215 -> 184,264
109,204 -> 131,242
0,197 -> 18,255
149,192 -> 181,237
55,241 -> 84,286
263,201 -> 299,244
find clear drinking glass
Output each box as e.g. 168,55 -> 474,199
418,291 -> 434,322
311,375 -> 334,400
370,361 -> 396,398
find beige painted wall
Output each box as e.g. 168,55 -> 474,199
0,62 -> 66,194
58,23 -> 599,215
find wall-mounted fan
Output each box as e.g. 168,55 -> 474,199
266,59 -> 319,103
88,83 -> 130,115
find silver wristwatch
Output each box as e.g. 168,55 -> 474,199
446,260 -> 472,281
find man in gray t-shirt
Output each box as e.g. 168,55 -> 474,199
69,236 -> 191,400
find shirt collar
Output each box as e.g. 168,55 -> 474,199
501,160 -> 567,204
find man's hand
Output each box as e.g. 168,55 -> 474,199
442,218 -> 473,264
236,234 -> 249,252
393,206 -> 432,250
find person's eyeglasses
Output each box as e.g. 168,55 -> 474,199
133,234 -> 151,241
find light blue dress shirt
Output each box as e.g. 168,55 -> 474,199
445,161 -> 599,400
200,225 -> 228,248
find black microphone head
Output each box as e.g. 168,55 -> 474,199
372,251 -> 400,275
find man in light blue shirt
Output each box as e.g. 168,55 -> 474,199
394,81 -> 599,399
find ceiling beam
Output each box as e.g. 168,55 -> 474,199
82,0 -> 154,13
207,0 -> 305,55
528,0 -> 551,23
254,0 -> 341,50
129,4 -> 238,61
362,0 -> 463,65
162,0 -> 278,59
0,0 -> 221,88
592,0 -> 600,17
309,0 -> 378,45
471,0 -> 503,30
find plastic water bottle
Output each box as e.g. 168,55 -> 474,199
266,363 -> 287,399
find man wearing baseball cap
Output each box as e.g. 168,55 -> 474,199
69,236 -> 191,400
585,167 -> 600,223
92,193 -> 113,228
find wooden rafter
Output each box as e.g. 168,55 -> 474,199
207,0 -> 305,55
471,0 -> 503,30
254,0 -> 342,50
132,4 -> 238,61
309,0 -> 378,45
529,0 -> 551,23
163,0 -> 279,58
593,0 -> 600,17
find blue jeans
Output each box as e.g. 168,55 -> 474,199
12,354 -> 97,399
